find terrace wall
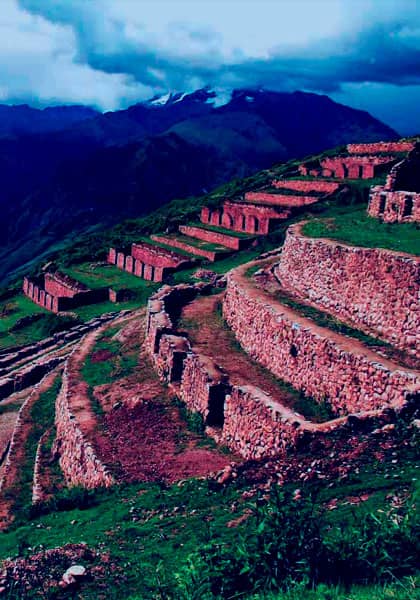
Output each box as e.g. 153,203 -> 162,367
54,365 -> 115,489
201,202 -> 290,236
144,281 -> 418,461
347,141 -> 415,154
180,223 -> 249,249
223,265 -> 419,415
272,180 -> 340,194
151,234 -> 222,262
320,156 -> 395,179
275,223 -> 420,356
244,191 -> 319,207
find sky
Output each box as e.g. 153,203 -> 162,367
1,0 -> 420,134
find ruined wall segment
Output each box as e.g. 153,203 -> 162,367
275,224 -> 420,357
347,141 -> 415,154
368,145 -> 420,223
272,180 -> 340,194
223,264 -> 419,415
244,191 -> 319,207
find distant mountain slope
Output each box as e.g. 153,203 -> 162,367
0,104 -> 99,138
0,88 -> 399,283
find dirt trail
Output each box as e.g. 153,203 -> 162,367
180,293 -> 311,413
71,312 -> 231,484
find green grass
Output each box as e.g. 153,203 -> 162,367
0,294 -> 50,349
153,232 -> 233,254
82,334 -> 138,390
190,222 -> 255,239
303,207 -> 420,255
3,376 -> 62,523
0,428 -> 418,599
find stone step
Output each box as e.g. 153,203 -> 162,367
150,234 -> 233,262
179,224 -> 255,251
244,190 -> 320,208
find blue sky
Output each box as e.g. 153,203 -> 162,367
1,0 -> 419,133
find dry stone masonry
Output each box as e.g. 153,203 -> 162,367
299,155 -> 396,179
23,272 -> 108,313
108,241 -> 195,282
145,277 -> 419,460
223,262 -> 419,415
276,223 -> 420,357
368,143 -> 420,223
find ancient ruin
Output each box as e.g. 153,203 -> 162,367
368,143 -> 420,222
108,241 -> 195,282
23,272 -> 108,312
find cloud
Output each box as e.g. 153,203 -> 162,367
3,0 -> 420,132
0,0 -> 147,109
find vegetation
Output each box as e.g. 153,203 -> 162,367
0,423 -> 418,599
4,376 -> 62,524
303,207 -> 420,255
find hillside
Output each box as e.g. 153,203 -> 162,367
0,138 -> 419,599
0,89 -> 399,284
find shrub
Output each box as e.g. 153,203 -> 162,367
176,485 -> 419,598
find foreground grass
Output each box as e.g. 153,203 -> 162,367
0,432 -> 418,599
303,207 -> 420,255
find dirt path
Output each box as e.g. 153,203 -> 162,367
179,293 -> 319,414
73,312 -> 231,484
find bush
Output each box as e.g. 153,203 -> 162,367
176,486 -> 419,598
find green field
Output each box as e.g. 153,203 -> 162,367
303,207 -> 420,255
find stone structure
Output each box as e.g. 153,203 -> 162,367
244,191 -> 320,207
223,262 -> 419,415
272,180 -> 340,194
275,223 -> 420,357
151,234 -> 230,262
145,281 -> 419,460
299,155 -> 395,179
108,241 -> 194,282
54,348 -> 115,489
347,141 -> 415,155
23,272 -> 107,313
201,201 -> 290,235
368,145 -> 420,223
180,223 -> 255,249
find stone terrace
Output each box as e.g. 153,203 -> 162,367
276,222 -> 420,359
108,240 -> 196,282
299,155 -> 396,179
23,271 -> 108,313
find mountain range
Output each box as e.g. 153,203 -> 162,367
0,88 -> 398,283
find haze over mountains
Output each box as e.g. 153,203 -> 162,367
0,88 -> 398,283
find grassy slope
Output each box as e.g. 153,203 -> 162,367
303,207 -> 420,256
0,428 -> 418,599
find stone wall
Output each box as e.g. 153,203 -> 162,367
272,180 -> 340,194
347,141 -> 415,154
368,187 -> 420,223
108,241 -> 193,283
23,275 -> 107,313
145,280 -> 418,461
275,223 -> 420,356
54,359 -> 115,489
223,264 -> 419,415
244,191 -> 319,207
44,272 -> 89,299
319,156 -> 395,179
180,224 -> 250,249
201,202 -> 290,236
151,234 -> 222,261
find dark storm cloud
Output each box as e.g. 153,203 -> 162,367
17,0 -> 420,94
